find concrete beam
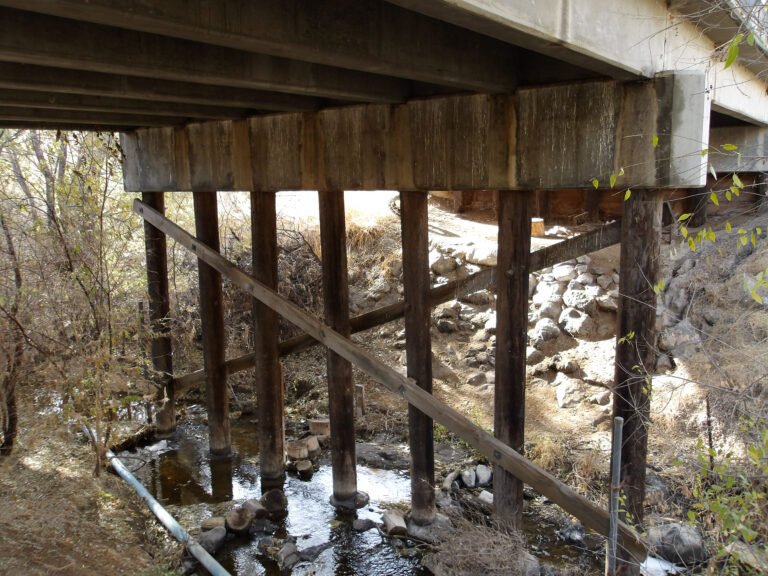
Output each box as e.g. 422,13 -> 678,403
0,89 -> 253,120
709,126 -> 768,173
121,128 -> 191,193
124,94 -> 516,192
122,75 -> 709,193
0,107 -> 185,128
2,0 -> 519,93
0,62 -> 324,112
0,7 -> 410,103
516,72 -> 709,189
387,0 -> 768,126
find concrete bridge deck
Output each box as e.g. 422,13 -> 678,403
0,0 -> 765,130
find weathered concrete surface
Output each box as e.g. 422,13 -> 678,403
123,73 -> 709,193
709,126 -> 768,173
390,0 -> 768,126
516,71 -> 708,189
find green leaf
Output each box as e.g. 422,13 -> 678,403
681,226 -> 688,239
678,213 -> 692,222
708,230 -> 716,242
687,510 -> 696,523
610,173 -> 616,188
653,135 -> 659,148
733,173 -> 743,188
724,34 -> 743,69
722,143 -> 739,151
592,178 -> 599,189
747,31 -> 755,47
653,284 -> 659,295
751,233 -> 756,247
751,288 -> 763,305
726,221 -> 732,233
726,189 -> 732,201
624,189 -> 631,201
619,167 -> 625,176
741,236 -> 748,246
701,148 -> 709,156
757,227 -> 763,235
659,279 -> 665,291
688,237 -> 696,251
710,192 -> 720,206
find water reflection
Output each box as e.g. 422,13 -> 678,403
123,420 -> 426,576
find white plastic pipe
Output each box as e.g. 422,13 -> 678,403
83,426 -> 231,576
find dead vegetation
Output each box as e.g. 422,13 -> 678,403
0,399 -> 182,575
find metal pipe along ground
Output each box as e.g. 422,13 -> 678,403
82,426 -> 231,576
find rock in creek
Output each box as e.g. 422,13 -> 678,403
243,498 -> 268,519
198,526 -> 227,555
200,516 -> 226,531
261,488 -> 288,519
352,518 -> 377,532
382,509 -> 408,536
295,459 -> 314,480
225,506 -> 255,534
276,541 -> 300,570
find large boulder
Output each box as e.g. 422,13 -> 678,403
552,264 -> 577,282
562,288 -> 597,316
554,373 -> 588,408
558,307 -> 594,338
538,299 -> 562,321
647,523 -> 707,566
532,318 -> 561,342
532,281 -> 566,306
431,253 -> 459,276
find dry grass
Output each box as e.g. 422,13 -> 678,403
428,505 -> 531,576
0,395 -> 181,575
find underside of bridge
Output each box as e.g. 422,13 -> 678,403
2,1 -> 767,574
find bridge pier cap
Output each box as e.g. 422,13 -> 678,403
120,71 -> 709,193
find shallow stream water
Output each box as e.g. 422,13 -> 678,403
120,418 -> 428,576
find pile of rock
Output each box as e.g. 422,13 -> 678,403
440,463 -> 496,510
194,488 -> 289,562
529,255 -> 619,345
284,419 -> 329,481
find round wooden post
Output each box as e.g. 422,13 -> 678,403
319,190 -> 363,508
142,192 -> 175,435
400,190 -> 435,526
251,191 -> 285,489
494,190 -> 531,530
612,188 -> 662,575
193,191 -> 230,456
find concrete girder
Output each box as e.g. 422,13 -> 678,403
0,89 -> 255,120
387,0 -> 768,127
0,7 -> 411,103
709,126 -> 768,173
0,62 -> 325,112
122,73 -> 710,193
0,0 -> 519,93
0,107 -> 190,128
